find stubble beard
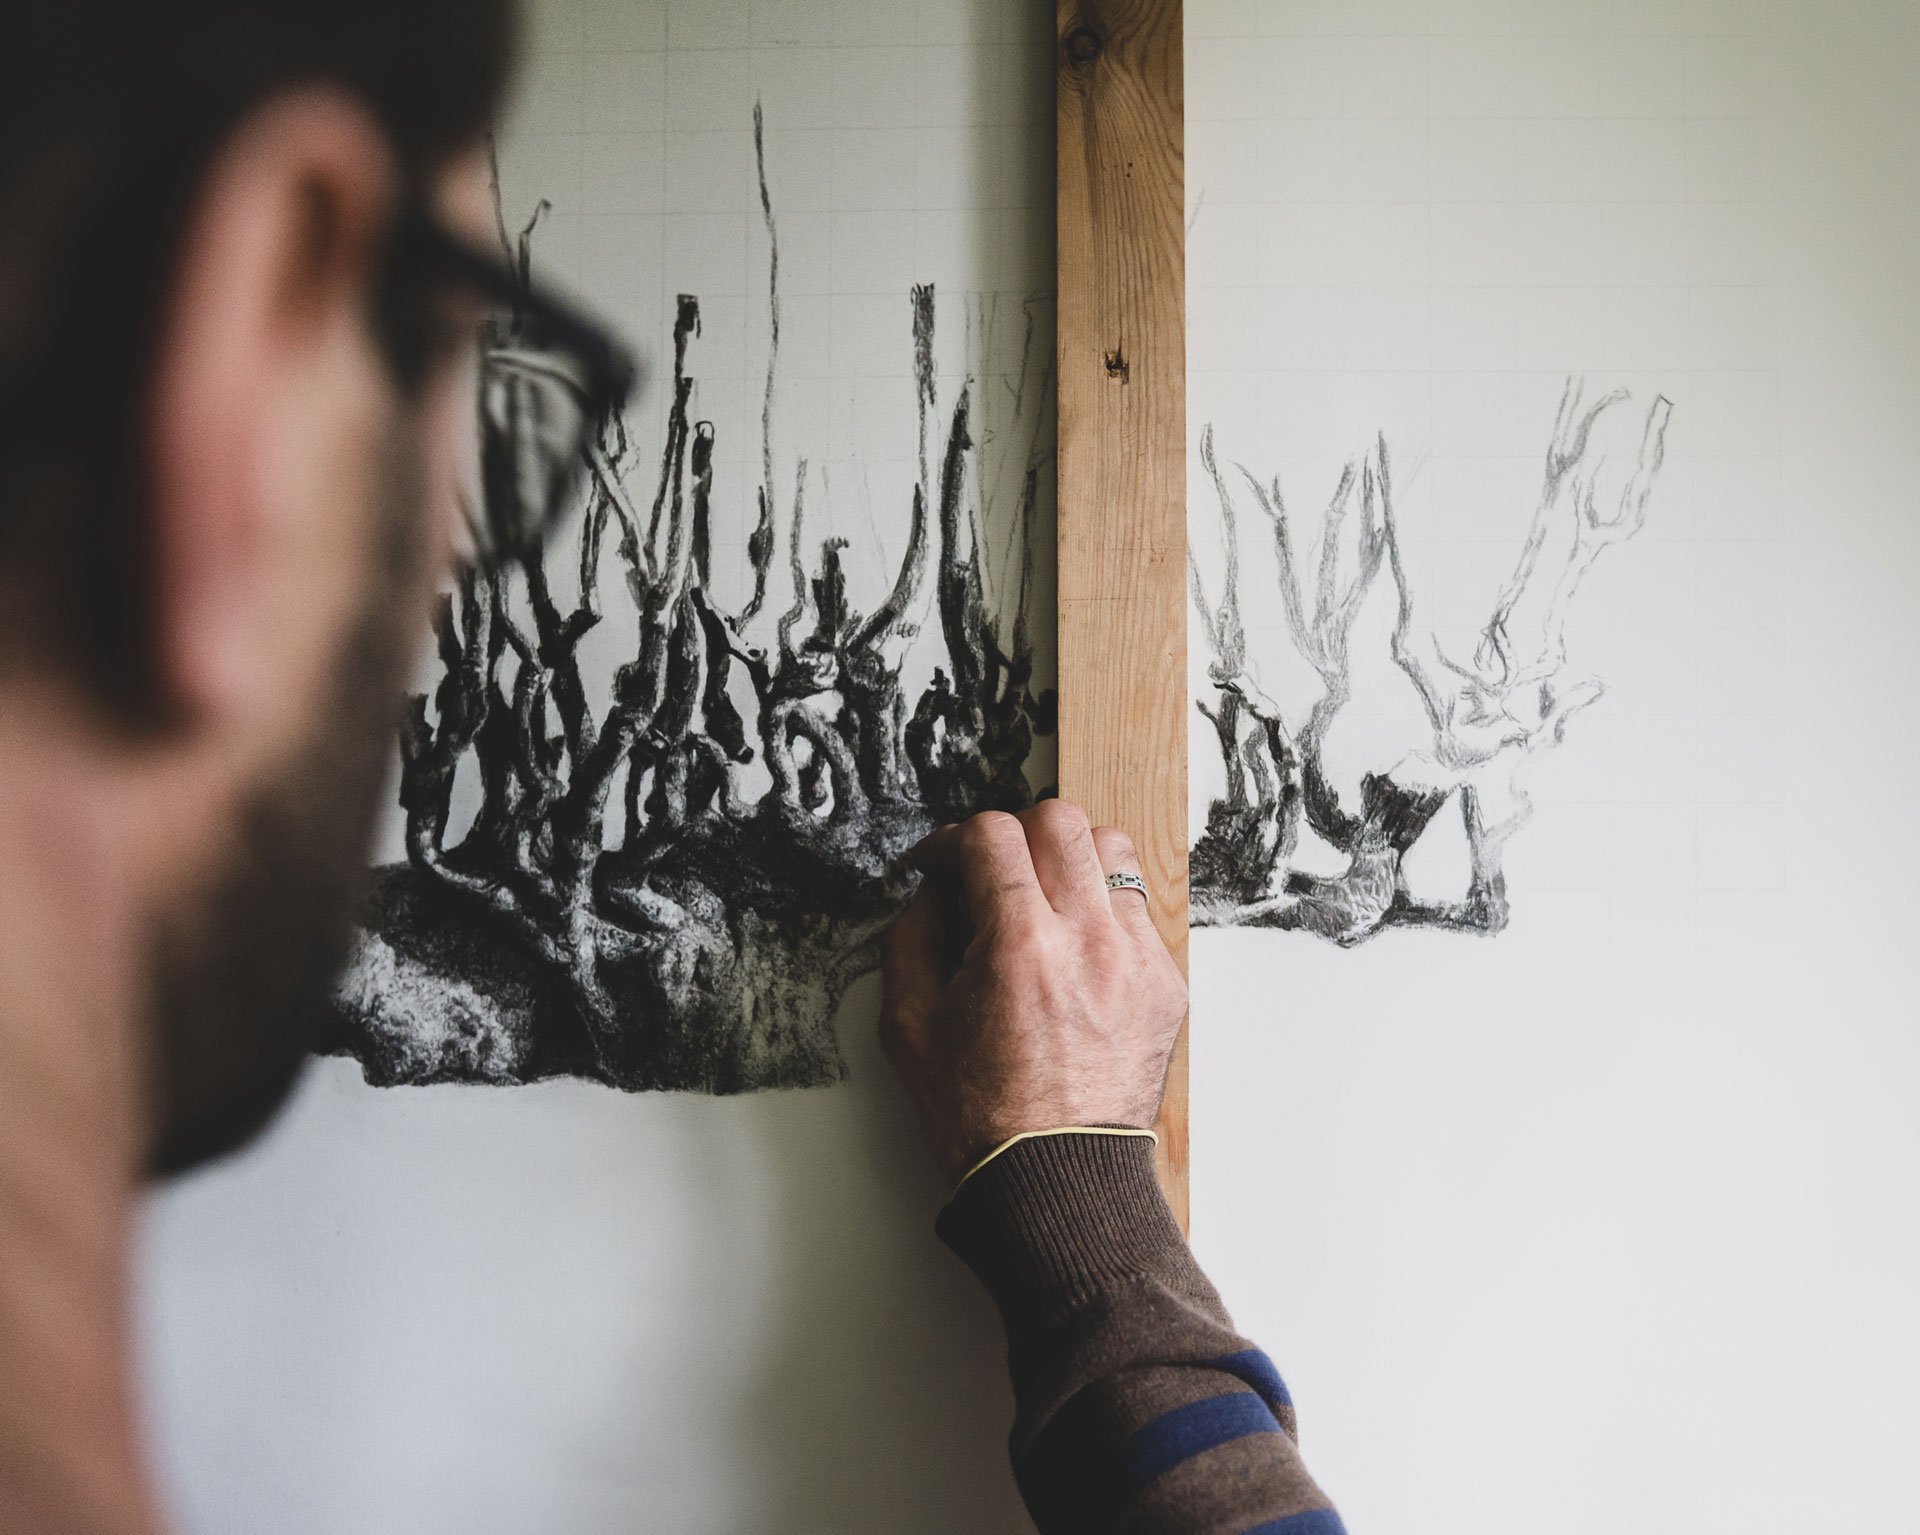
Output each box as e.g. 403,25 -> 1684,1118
144,423 -> 431,1176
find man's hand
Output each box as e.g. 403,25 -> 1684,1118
879,801 -> 1188,1184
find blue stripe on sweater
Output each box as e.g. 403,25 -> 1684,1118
1207,1348 -> 1294,1415
1124,1391 -> 1282,1492
1241,1512 -> 1349,1535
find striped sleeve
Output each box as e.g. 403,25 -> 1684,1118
937,1134 -> 1345,1535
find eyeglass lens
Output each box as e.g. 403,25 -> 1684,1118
474,315 -> 602,564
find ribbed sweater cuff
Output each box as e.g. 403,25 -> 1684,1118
935,1132 -> 1201,1328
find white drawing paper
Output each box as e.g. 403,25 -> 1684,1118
1186,3 -> 1920,1530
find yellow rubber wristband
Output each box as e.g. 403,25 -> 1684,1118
954,1126 -> 1159,1195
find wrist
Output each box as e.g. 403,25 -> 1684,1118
954,1124 -> 1158,1196
935,1130 -> 1216,1333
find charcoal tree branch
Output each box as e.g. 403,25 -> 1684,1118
850,287 -> 939,652
742,100 -> 781,625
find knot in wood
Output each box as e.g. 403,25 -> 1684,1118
1065,25 -> 1103,64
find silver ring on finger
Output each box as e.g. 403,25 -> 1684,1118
1104,871 -> 1149,901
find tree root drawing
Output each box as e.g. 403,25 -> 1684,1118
326,113 -> 1054,1091
1191,380 -> 1672,943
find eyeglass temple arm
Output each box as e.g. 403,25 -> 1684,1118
399,210 -> 637,413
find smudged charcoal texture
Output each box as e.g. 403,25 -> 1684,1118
1189,380 -> 1673,942
330,113 -> 1055,1093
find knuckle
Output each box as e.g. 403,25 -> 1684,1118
1083,917 -> 1125,960
1091,931 -> 1133,981
999,917 -> 1052,962
983,919 -> 1055,976
1090,824 -> 1137,862
958,810 -> 1020,856
1027,797 -> 1089,835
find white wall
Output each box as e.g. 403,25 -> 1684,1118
1188,2 -> 1920,1531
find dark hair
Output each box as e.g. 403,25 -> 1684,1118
0,1 -> 518,709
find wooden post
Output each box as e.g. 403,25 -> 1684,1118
1055,0 -> 1188,1228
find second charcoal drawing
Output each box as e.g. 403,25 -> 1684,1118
1190,382 -> 1674,945
327,111 -> 1054,1095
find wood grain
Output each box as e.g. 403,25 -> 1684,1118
1055,0 -> 1189,1229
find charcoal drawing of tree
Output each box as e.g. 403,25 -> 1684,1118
1190,381 -> 1672,943
327,109 -> 1053,1091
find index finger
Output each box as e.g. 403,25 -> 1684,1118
881,881 -> 951,1007
879,882 -> 954,1068
914,811 -> 1052,933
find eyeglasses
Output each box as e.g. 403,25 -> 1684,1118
383,206 -> 638,567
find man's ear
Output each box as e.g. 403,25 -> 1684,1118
143,91 -> 397,725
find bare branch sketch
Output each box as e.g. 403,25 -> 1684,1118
1191,381 -> 1673,943
326,113 -> 1055,1091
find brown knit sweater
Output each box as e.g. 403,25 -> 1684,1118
938,1134 -> 1344,1533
